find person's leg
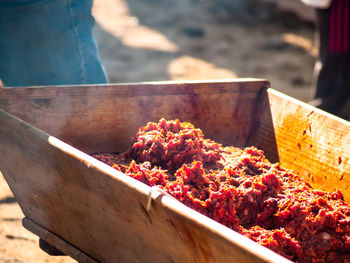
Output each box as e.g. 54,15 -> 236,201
310,0 -> 350,117
0,0 -> 108,86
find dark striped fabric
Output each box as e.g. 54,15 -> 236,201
329,0 -> 349,53
311,0 -> 350,119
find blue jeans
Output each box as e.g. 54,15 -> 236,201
0,0 -> 108,86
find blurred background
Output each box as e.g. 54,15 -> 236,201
93,0 -> 316,101
0,0 -> 316,262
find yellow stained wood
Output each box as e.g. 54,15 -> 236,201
247,89 -> 350,202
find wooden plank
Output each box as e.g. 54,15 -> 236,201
0,109 -> 291,263
1,80 -> 349,262
0,79 -> 269,153
22,217 -> 98,263
39,238 -> 65,256
249,89 -> 350,202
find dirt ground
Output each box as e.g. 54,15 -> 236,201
0,0 -> 316,262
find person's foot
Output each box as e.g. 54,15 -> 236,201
308,97 -> 323,108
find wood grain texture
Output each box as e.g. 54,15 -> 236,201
0,79 -> 269,153
249,89 -> 350,202
0,108 -> 290,263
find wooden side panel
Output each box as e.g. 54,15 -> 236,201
0,110 -> 290,263
249,89 -> 350,202
0,79 -> 269,153
22,218 -> 98,263
2,80 -> 349,261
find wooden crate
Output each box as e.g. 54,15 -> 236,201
0,79 -> 349,263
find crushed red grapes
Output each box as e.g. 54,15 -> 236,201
93,119 -> 350,263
